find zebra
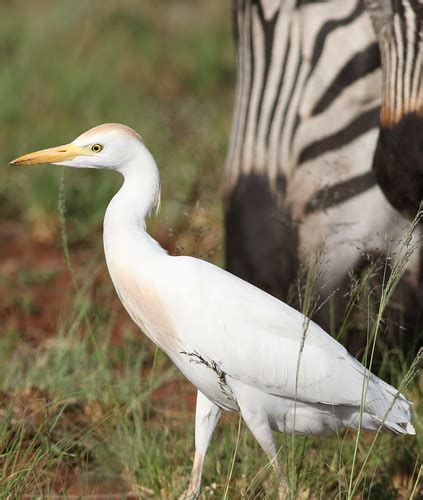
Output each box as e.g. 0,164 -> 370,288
365,0 -> 423,220
224,0 -> 422,351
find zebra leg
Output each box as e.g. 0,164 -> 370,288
225,173 -> 299,301
179,391 -> 221,499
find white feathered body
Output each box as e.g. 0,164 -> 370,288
13,123 -> 415,499
104,185 -> 414,436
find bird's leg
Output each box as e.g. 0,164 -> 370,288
239,408 -> 289,499
271,457 -> 289,500
179,390 -> 221,499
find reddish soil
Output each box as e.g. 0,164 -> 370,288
0,221 -> 176,340
0,219 -> 197,405
0,208 -> 221,347
1,219 -> 198,496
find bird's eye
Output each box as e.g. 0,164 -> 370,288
91,143 -> 103,152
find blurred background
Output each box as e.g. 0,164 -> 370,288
0,1 -> 237,496
1,0 -> 232,344
0,1 -> 421,498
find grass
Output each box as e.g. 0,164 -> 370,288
1,241 -> 422,496
0,0 -> 422,498
1,205 -> 421,498
0,286 -> 421,498
1,0 -> 232,249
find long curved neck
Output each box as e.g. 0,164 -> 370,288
108,151 -> 161,231
103,150 -> 166,321
103,151 -> 164,268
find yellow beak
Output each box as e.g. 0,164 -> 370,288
10,143 -> 87,166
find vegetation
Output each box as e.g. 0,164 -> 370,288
0,1 -> 421,497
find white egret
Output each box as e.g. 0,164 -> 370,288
11,124 -> 415,499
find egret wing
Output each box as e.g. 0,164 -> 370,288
169,256 -> 372,407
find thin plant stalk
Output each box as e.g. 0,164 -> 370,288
223,414 -> 242,500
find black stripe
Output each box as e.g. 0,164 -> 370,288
305,170 -> 377,214
240,5 -> 256,157
277,41 -> 303,158
419,242 -> 423,286
396,1 -> 421,113
298,106 -> 379,165
408,18 -> 420,102
254,1 -> 280,128
291,111 -> 301,147
309,0 -> 364,76
312,43 -> 380,116
265,30 -> 291,147
231,1 -> 247,166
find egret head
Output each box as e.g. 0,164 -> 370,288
10,123 -> 145,171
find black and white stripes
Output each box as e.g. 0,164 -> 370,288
365,0 -> 423,218
224,0 -> 421,331
225,0 -> 382,192
366,0 -> 423,126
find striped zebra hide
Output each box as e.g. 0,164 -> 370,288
224,0 -> 422,354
